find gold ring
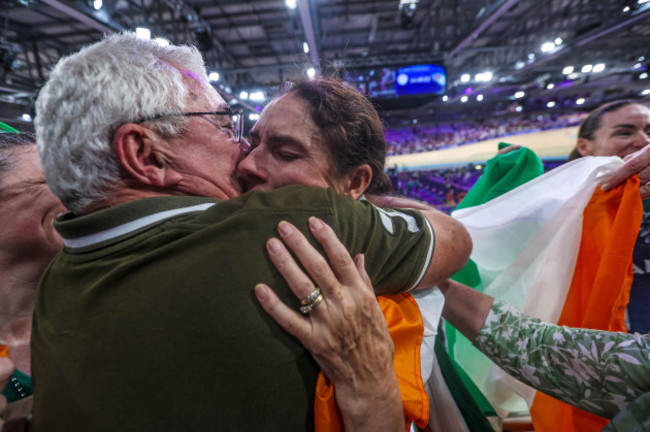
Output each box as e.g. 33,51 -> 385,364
299,288 -> 323,314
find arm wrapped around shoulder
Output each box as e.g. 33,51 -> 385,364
365,194 -> 473,289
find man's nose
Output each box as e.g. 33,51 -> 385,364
238,136 -> 251,153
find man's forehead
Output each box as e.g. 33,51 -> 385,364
181,69 -> 204,84
178,67 -> 227,108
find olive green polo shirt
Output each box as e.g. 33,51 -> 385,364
32,185 -> 434,431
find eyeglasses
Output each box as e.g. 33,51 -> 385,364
133,109 -> 244,143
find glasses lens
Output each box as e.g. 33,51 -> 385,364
233,110 -> 242,143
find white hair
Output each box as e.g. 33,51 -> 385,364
35,32 -> 209,214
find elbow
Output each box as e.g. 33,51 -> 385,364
450,219 -> 473,274
458,220 -> 473,263
417,212 -> 474,289
435,218 -> 472,280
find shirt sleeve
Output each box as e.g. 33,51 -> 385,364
473,299 -> 650,419
233,185 -> 435,296
324,189 -> 435,296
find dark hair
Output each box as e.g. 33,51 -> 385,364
0,131 -> 35,183
567,146 -> 583,161
279,77 -> 392,194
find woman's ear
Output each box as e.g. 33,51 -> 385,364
576,137 -> 592,157
113,123 -> 182,187
342,164 -> 373,200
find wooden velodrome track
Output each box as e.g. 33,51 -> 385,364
386,126 -> 578,170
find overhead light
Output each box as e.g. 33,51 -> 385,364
442,95 -> 448,102
240,91 -> 249,100
306,67 -> 316,79
623,6 -> 631,12
554,37 -> 563,45
135,27 -> 151,40
527,52 -> 536,60
285,0 -> 297,9
208,72 -> 220,82
93,0 -> 102,10
476,94 -> 484,101
460,73 -> 470,82
634,62 -> 643,69
541,42 -> 555,53
249,91 -> 265,102
547,101 -> 556,108
460,95 -> 468,103
592,63 -> 605,73
562,66 -> 574,74
568,72 -> 580,79
514,91 -> 525,99
639,72 -> 649,79
303,42 -> 309,53
642,89 -> 650,96
514,60 -> 526,70
475,71 -> 492,82
21,113 -> 32,122
515,105 -> 523,112
581,64 -> 593,73
399,0 -> 418,29
154,37 -> 170,47
639,0 -> 650,4
249,113 -> 260,121
546,83 -> 555,89
576,98 -> 586,105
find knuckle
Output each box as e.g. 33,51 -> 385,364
329,249 -> 354,268
626,156 -> 646,173
309,256 -> 332,279
296,280 -> 316,294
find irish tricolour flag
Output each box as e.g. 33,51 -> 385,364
449,150 -> 643,431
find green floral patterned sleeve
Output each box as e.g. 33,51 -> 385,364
473,299 -> 650,419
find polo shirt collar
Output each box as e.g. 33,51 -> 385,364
55,196 -> 219,249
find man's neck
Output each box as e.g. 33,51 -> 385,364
84,188 -> 175,214
82,183 -> 232,215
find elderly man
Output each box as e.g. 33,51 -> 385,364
31,33 -> 471,431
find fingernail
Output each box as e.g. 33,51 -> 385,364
255,284 -> 269,301
278,221 -> 294,236
309,217 -> 324,230
267,238 -> 282,254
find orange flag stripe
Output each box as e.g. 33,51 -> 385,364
530,175 -> 643,431
314,293 -> 430,432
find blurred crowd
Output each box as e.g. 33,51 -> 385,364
386,111 -> 585,155
389,160 -> 566,214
